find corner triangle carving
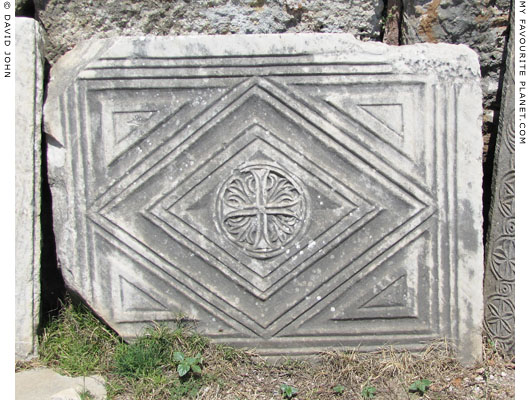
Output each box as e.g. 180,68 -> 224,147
360,274 -> 407,309
119,276 -> 168,312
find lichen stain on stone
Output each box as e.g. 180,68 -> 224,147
418,0 -> 441,43
475,11 -> 509,29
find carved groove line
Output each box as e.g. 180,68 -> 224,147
89,213 -> 263,336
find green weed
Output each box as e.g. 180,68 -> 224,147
170,377 -> 203,399
280,384 -> 298,399
173,352 -> 203,377
409,379 -> 432,396
333,384 -> 346,395
78,389 -> 95,400
361,385 -> 376,398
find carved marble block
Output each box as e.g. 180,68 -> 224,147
44,34 -> 484,363
484,10 -> 515,354
15,17 -> 45,360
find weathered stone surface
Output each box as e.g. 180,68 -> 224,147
15,17 -> 45,361
36,0 -> 384,64
16,369 -> 106,400
44,34 -> 484,363
401,0 -> 510,113
400,0 -> 510,160
483,8 -> 514,354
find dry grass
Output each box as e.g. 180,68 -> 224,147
18,302 -> 515,399
190,339 -> 514,400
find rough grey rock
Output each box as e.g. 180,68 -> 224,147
16,369 -> 106,400
15,17 -> 45,361
400,0 -> 510,129
36,0 -> 384,64
483,7 -> 514,354
44,34 -> 484,363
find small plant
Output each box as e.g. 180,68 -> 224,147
280,384 -> 298,399
361,385 -> 376,399
173,351 -> 203,377
171,378 -> 203,398
78,389 -> 95,400
409,379 -> 432,396
333,384 -> 345,395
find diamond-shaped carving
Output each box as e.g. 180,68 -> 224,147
44,34 -> 484,362
145,122 -> 373,298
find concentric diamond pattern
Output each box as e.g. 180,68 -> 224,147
44,36 -> 485,359
90,78 -> 435,336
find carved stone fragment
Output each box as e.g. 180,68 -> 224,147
15,17 -> 45,360
44,34 -> 484,363
483,9 -> 515,355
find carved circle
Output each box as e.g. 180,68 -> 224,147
485,295 -> 515,340
490,236 -> 515,282
217,162 -> 307,258
496,281 -> 513,297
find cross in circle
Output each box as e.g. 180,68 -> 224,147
220,165 -> 305,256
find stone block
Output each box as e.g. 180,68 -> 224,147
15,17 -> 45,360
483,9 -> 515,354
16,369 -> 106,400
44,34 -> 484,363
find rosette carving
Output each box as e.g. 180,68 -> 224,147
217,162 -> 307,258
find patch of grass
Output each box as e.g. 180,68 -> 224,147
39,301 -> 120,375
37,300 -> 218,399
33,301 -> 515,399
110,325 -> 214,398
114,333 -> 171,378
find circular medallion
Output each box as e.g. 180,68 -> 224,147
217,162 -> 307,258
485,295 -> 515,340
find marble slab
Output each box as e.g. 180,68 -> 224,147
44,34 -> 484,363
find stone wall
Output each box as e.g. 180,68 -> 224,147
35,0 -> 384,64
